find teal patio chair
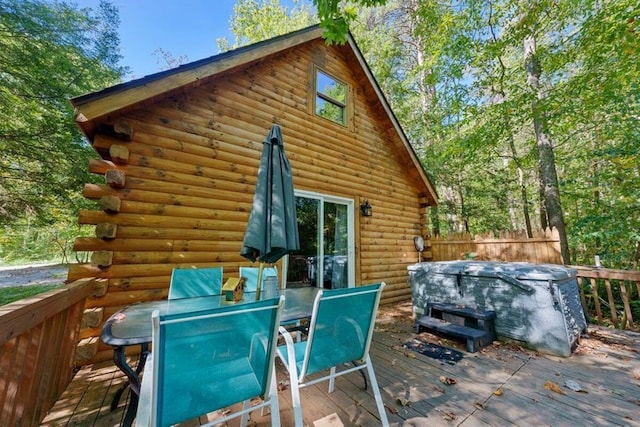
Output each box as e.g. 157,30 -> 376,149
135,296 -> 284,427
276,283 -> 389,426
240,266 -> 305,341
239,266 -> 278,292
168,267 -> 223,299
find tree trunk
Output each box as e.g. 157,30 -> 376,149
504,113 -> 534,237
516,163 -> 533,237
430,205 -> 441,236
524,33 -> 570,263
538,183 -> 548,230
489,10 -> 534,238
457,183 -> 470,234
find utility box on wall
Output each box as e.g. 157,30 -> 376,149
408,261 -> 588,357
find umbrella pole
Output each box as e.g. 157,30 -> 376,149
255,262 -> 264,301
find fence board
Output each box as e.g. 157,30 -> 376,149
430,228 -> 562,264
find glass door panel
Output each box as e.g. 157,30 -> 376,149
286,197 -> 319,287
324,202 -> 348,289
286,193 -> 353,289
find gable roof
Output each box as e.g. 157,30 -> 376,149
71,25 -> 437,205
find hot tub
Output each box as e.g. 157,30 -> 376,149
408,261 -> 587,357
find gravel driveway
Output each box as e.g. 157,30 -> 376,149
0,264 -> 68,288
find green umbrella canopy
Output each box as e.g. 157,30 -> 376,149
240,124 -> 300,264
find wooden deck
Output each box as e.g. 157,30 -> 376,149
42,302 -> 640,426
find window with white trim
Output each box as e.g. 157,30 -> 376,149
314,69 -> 348,126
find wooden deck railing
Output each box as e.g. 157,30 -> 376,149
573,266 -> 640,330
0,278 -> 100,426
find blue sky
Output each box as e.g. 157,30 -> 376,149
77,0 -> 307,80
76,0 -> 237,79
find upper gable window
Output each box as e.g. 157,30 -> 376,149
315,69 -> 348,126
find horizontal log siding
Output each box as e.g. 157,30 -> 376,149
73,40 -> 426,363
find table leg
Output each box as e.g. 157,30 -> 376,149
110,344 -> 150,427
122,391 -> 139,427
351,360 -> 368,390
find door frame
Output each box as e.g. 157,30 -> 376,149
284,190 -> 355,288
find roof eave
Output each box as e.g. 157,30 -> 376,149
71,26 -> 325,133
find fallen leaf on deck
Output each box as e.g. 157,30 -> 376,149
385,405 -> 398,415
473,401 -> 488,410
493,387 -> 504,396
564,379 -> 587,393
434,385 -> 446,394
442,411 -> 457,421
439,376 -> 457,385
544,380 -> 565,395
396,397 -> 410,406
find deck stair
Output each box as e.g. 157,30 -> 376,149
415,303 -> 496,353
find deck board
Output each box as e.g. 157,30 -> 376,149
41,302 -> 640,426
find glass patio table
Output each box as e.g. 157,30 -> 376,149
101,287 -> 319,427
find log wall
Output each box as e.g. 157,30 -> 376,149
71,39 -> 431,364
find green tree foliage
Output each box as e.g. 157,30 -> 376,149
550,1 -> 640,267
312,0 -> 386,44
223,0 -> 639,268
0,0 -> 124,229
351,0 -> 638,267
217,0 -> 317,50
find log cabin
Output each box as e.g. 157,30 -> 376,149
69,25 -> 438,365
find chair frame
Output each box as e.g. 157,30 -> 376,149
239,266 -> 278,292
137,296 -> 284,427
277,283 -> 389,426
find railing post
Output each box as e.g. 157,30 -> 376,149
573,266 -> 639,330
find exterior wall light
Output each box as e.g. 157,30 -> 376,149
360,200 -> 372,217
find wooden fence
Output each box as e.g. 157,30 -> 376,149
429,228 -> 562,264
0,278 -> 100,426
573,266 -> 640,330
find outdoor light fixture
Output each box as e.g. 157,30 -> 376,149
360,200 -> 372,217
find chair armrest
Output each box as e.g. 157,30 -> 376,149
277,326 -> 301,382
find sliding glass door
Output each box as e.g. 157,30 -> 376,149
286,191 -> 354,289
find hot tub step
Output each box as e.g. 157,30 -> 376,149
429,303 -> 496,339
415,316 -> 494,353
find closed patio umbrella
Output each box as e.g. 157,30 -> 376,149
240,124 -> 300,298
